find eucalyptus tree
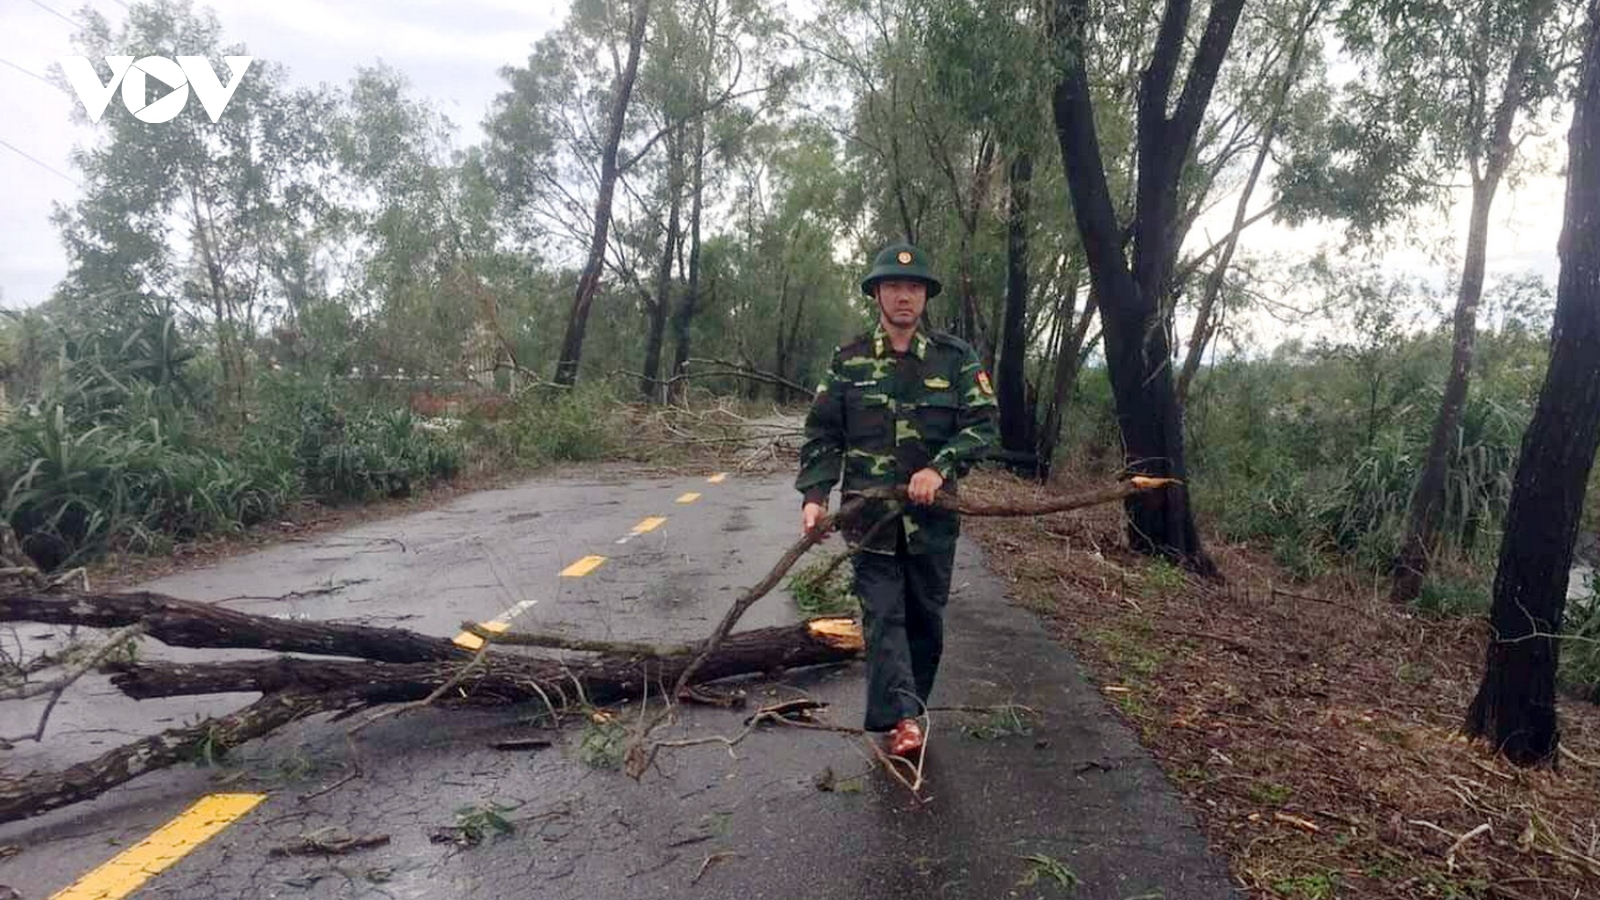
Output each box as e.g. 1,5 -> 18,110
1173,0 -> 1335,404
1051,0 -> 1249,574
486,0 -> 789,387
326,65 -> 511,382
52,0 -> 335,421
1269,0 -> 1579,601
1467,4 -> 1600,767
485,0 -> 652,386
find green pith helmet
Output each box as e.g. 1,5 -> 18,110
860,242 -> 943,298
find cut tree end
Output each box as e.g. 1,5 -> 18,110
807,617 -> 864,651
1129,476 -> 1180,490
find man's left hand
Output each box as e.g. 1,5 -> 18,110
907,468 -> 944,505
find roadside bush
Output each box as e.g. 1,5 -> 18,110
250,375 -> 464,503
1412,573 -> 1492,619
0,403 -> 293,564
460,381 -> 621,467
0,362 -> 468,565
1187,348 -> 1526,582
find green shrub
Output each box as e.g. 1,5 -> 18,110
786,557 -> 860,617
249,375 -> 463,503
0,403 -> 293,564
462,382 -> 620,468
1412,574 -> 1492,619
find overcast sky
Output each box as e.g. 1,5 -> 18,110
0,0 -> 1571,334
1,0 -> 563,308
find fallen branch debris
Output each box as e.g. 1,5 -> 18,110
0,478 -> 1163,822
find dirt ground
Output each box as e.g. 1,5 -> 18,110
966,470 -> 1600,900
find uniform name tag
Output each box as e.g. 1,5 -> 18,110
923,376 -> 950,390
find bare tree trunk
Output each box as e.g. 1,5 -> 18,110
1465,9 -> 1600,766
1176,0 -> 1324,404
554,0 -> 651,387
640,130 -> 683,402
781,279 -> 809,405
1051,0 -> 1243,575
668,106 -> 706,403
773,266 -> 792,402
998,151 -> 1035,460
957,137 -> 996,360
1393,0 -> 1553,602
1039,269 -> 1091,477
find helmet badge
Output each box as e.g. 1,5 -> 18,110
896,251 -> 913,264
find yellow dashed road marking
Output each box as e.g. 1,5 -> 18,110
675,492 -> 701,504
51,793 -> 266,900
706,473 -> 728,484
453,620 -> 508,649
560,555 -> 607,577
631,516 -> 667,534
455,599 -> 540,647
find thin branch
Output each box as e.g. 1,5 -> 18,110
0,622 -> 146,702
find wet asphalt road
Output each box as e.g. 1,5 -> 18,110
0,466 -> 1237,900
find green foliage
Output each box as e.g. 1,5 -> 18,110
452,801 -> 518,845
0,340 -> 463,564
961,705 -> 1039,741
576,713 -> 629,770
460,382 -> 622,468
786,557 -> 861,617
251,375 -> 463,504
1248,781 -> 1295,806
0,313 -> 294,563
180,722 -> 227,768
1184,284 -> 1542,583
1087,624 -> 1164,680
1277,0 -> 1573,236
1137,560 -> 1187,599
1413,574 -> 1492,619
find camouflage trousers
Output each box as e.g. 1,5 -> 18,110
853,527 -> 956,732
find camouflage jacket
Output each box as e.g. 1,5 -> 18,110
795,324 -> 999,555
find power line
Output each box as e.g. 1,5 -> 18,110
0,58 -> 66,93
0,138 -> 79,187
24,0 -> 77,27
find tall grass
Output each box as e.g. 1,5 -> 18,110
1183,344 -> 1530,581
0,322 -> 464,565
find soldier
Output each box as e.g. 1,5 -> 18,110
795,242 -> 999,757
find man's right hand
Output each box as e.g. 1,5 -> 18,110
802,501 -> 828,536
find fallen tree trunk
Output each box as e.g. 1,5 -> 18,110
0,692 -> 326,826
0,591 -> 466,664
108,620 -> 862,705
0,619 -> 862,826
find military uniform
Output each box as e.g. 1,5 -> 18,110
795,243 -> 998,733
